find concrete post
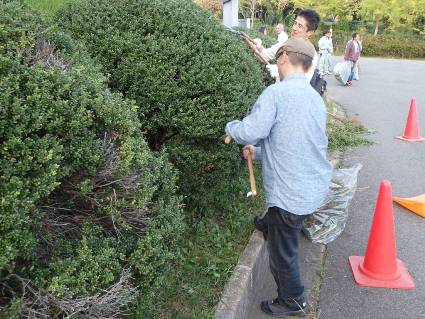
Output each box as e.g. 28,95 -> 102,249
223,0 -> 239,28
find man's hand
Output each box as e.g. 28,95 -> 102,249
252,38 -> 263,49
266,64 -> 280,82
242,145 -> 255,160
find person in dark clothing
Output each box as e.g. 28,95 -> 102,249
344,33 -> 361,87
259,25 -> 267,35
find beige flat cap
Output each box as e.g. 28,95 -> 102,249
277,37 -> 316,59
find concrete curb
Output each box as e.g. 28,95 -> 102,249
214,230 -> 266,319
214,230 -> 327,319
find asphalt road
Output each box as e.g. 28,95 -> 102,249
319,57 -> 425,319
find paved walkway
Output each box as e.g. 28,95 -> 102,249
319,57 -> 425,319
245,57 -> 425,319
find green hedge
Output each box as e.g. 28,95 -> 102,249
311,30 -> 425,59
361,34 -> 425,59
56,0 -> 266,217
0,1 -> 185,315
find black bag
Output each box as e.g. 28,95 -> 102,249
310,69 -> 327,96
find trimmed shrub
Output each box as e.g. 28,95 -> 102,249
24,0 -> 76,18
0,1 -> 185,315
361,34 -> 425,59
56,0 -> 266,216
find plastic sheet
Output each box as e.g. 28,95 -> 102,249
302,164 -> 362,244
333,61 -> 352,85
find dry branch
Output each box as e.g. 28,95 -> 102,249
1,270 -> 138,319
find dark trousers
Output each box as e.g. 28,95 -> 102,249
265,206 -> 308,301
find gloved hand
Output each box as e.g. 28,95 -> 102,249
266,64 -> 280,82
252,38 -> 263,49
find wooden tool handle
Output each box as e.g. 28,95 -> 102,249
224,135 -> 256,196
247,152 -> 257,196
239,32 -> 270,65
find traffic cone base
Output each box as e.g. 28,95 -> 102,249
349,256 -> 415,290
393,194 -> 425,217
395,135 -> 425,142
349,180 -> 415,290
396,98 -> 424,142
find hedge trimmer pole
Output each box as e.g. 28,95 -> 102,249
239,31 -> 270,65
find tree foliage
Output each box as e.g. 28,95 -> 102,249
239,0 -> 293,27
193,0 -> 222,17
237,0 -> 424,36
360,0 -> 416,35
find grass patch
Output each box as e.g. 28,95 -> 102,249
136,184 -> 265,318
157,216 -> 254,318
123,160 -> 266,318
307,246 -> 327,319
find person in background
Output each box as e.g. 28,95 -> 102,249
353,35 -> 362,80
343,32 -> 361,87
225,38 -> 332,317
275,23 -> 288,43
254,23 -> 288,62
265,9 -> 321,83
259,25 -> 267,35
318,30 -> 333,76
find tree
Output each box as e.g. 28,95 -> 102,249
259,0 -> 292,26
239,0 -> 259,28
412,0 -> 425,35
360,0 -> 416,35
193,0 -> 222,17
289,0 -> 360,21
239,0 -> 291,27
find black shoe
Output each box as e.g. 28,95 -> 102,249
260,297 -> 308,318
254,215 -> 268,240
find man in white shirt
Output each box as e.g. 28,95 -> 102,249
254,23 -> 288,62
276,23 -> 289,43
318,30 -> 333,75
266,9 -> 321,83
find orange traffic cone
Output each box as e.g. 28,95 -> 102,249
396,98 -> 425,141
349,180 -> 415,289
393,194 -> 425,218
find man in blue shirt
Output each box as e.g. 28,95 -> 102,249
225,38 -> 332,317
